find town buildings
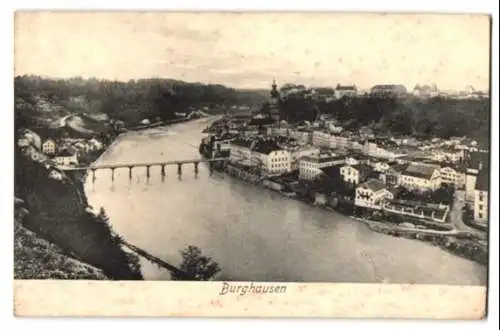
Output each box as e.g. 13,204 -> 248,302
299,153 -> 345,180
229,139 -> 258,167
42,138 -> 57,155
399,163 -> 441,191
334,84 -> 357,99
354,179 -> 394,210
289,128 -> 313,145
474,169 -> 489,224
288,146 -> 320,171
52,150 -> 78,166
340,164 -> 372,184
440,166 -> 466,189
465,151 -> 488,204
370,84 -> 408,98
229,138 -> 291,176
382,200 -> 450,223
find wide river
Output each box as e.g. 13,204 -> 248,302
85,117 -> 486,285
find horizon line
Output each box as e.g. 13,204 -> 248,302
14,73 -> 490,93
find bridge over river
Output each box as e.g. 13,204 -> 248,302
61,157 -> 228,181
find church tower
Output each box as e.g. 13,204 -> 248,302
269,79 -> 281,123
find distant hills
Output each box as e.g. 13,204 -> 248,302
14,75 -> 269,131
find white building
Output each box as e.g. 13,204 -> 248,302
288,146 -> 320,171
299,153 -> 345,180
53,150 -> 78,166
229,140 -> 258,166
474,170 -> 488,224
355,179 -> 394,210
266,127 -> 289,137
289,129 -> 312,145
399,163 -> 441,191
371,161 -> 391,173
440,166 -> 466,189
345,156 -> 360,166
362,141 -> 404,159
330,135 -> 351,149
42,139 -> 57,155
430,148 -> 465,164
334,84 -> 357,99
326,122 -> 343,134
340,164 -> 373,184
253,145 -> 291,176
465,151 -> 488,204
312,131 -> 331,148
230,139 -> 291,176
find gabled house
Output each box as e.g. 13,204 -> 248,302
381,163 -> 407,186
42,138 -> 57,156
334,84 -> 357,99
399,163 -> 441,191
355,179 -> 394,210
299,154 -> 345,180
440,165 -> 466,189
52,150 -> 78,167
340,164 -> 372,184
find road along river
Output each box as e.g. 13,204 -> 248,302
85,117 -> 487,285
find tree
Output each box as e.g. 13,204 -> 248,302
172,245 -> 221,281
97,207 -> 110,224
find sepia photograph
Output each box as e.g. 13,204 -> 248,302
12,11 -> 492,318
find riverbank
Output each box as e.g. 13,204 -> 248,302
213,161 -> 487,267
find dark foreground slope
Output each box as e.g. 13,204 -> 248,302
14,147 -> 142,280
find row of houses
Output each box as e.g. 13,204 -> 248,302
17,128 -> 104,167
221,129 -> 489,226
227,134 -> 472,193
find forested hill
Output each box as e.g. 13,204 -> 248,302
14,75 -> 268,128
281,95 -> 491,148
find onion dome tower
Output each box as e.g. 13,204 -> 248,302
269,79 -> 281,123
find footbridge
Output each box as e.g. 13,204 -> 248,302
60,157 -> 228,181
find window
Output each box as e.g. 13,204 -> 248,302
479,212 -> 483,219
479,194 -> 484,202
479,205 -> 483,211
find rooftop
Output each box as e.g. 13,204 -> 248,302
349,164 -> 373,175
253,141 -> 282,155
388,163 -> 409,173
358,178 -> 386,192
231,139 -> 254,148
302,155 -> 344,163
469,151 -> 489,170
54,150 -> 75,157
402,163 -> 439,180
475,169 -> 489,191
320,165 -> 341,178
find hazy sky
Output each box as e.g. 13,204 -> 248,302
14,12 -> 490,91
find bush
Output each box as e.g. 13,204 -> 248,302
171,245 -> 221,281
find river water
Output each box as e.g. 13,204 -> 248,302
85,117 -> 486,285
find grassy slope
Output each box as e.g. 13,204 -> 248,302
14,215 -> 108,280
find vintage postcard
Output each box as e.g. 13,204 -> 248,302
13,12 -> 491,318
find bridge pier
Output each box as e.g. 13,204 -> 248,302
194,162 -> 199,174
146,165 -> 151,179
177,163 -> 182,176
209,162 -> 214,176
161,164 -> 166,178
111,167 -> 115,182
91,169 -> 96,182
128,166 -> 133,180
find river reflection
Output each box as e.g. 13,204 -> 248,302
85,118 -> 487,285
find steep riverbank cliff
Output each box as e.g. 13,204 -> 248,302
14,147 -> 143,280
